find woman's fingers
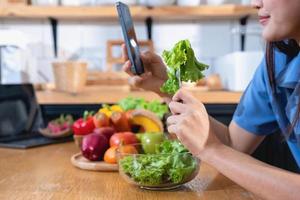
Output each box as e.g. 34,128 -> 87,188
128,72 -> 152,87
128,76 -> 142,87
121,44 -> 128,61
172,89 -> 196,104
122,60 -> 134,76
141,51 -> 162,65
141,51 -> 154,64
167,124 -> 178,135
166,115 -> 181,126
121,43 -> 133,76
140,71 -> 152,80
167,124 -> 184,142
162,97 -> 172,104
123,59 -> 152,78
122,46 -> 152,75
169,101 -> 187,115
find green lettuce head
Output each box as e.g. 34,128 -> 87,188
160,39 -> 209,95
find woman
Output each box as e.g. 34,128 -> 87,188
122,0 -> 300,199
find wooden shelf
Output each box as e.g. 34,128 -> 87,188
0,5 -> 145,20
144,5 -> 257,20
0,5 -> 257,20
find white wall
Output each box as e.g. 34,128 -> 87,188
0,18 -> 263,83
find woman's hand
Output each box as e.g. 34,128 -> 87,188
167,89 -> 221,158
122,44 -> 168,95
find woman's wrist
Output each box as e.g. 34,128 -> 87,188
197,142 -> 227,164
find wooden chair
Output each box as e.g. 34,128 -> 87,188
106,39 -> 154,71
87,39 -> 154,86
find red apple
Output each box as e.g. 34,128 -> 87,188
109,132 -> 138,147
81,133 -> 109,161
93,127 -> 116,140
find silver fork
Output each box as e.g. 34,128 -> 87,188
176,67 -> 182,88
165,68 -> 182,139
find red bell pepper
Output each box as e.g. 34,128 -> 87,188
73,111 -> 95,135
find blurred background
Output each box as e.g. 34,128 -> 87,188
0,0 -> 263,91
1,0 -> 298,173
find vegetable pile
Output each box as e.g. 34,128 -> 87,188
118,97 -> 168,119
71,98 -> 166,163
160,39 -> 209,95
47,114 -> 73,134
66,96 -> 198,187
120,140 -> 197,186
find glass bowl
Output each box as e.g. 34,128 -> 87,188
116,143 -> 200,191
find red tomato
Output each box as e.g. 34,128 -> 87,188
110,112 -> 131,132
104,144 -> 138,164
104,146 -> 118,164
93,112 -> 110,128
109,132 -> 138,147
119,145 -> 138,154
122,132 -> 138,144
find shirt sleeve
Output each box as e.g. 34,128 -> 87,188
233,58 -> 280,136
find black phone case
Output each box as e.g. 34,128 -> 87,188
116,2 -> 144,75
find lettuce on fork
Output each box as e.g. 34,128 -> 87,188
160,40 -> 209,95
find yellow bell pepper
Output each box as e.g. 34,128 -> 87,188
131,116 -> 161,133
99,105 -> 123,118
111,105 -> 123,112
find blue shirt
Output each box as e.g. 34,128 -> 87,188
233,48 -> 300,168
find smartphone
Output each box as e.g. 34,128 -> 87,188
116,2 -> 145,75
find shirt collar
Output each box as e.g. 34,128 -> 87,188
276,51 -> 300,89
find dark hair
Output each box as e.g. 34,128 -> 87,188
266,39 -> 300,138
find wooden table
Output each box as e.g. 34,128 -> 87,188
0,142 -> 258,200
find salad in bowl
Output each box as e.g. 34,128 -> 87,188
117,138 -> 200,190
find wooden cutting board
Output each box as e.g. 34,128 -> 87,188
71,153 -> 118,172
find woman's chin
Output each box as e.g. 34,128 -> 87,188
262,25 -> 295,43
262,30 -> 285,43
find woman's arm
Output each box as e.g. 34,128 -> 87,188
201,141 -> 300,200
209,118 -> 265,154
210,121 -> 299,200
167,89 -> 300,200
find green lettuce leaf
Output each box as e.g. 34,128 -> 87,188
118,97 -> 168,119
160,39 -> 209,95
120,140 -> 197,185
156,140 -> 188,154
